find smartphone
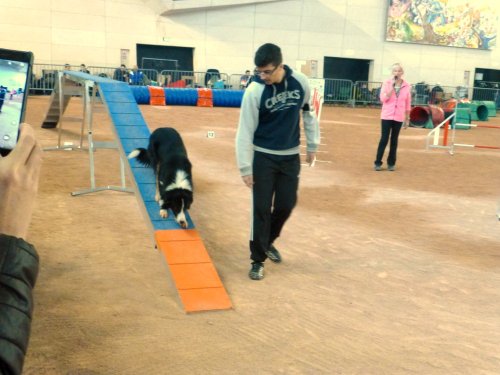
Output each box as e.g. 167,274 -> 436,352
0,48 -> 34,155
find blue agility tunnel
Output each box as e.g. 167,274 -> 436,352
129,86 -> 243,107
130,86 -> 150,104
212,89 -> 244,107
165,88 -> 198,106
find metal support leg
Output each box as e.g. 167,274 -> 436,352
44,73 -> 87,152
71,82 -> 133,196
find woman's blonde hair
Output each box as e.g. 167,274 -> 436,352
391,62 -> 404,72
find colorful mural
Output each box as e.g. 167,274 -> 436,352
386,0 -> 497,50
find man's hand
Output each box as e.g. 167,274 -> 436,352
306,152 -> 316,167
242,175 -> 253,188
0,124 -> 43,238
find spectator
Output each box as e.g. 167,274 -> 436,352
357,82 -> 371,102
246,74 -> 255,87
415,82 -> 430,104
0,86 -> 6,113
430,84 -> 444,104
239,70 -> 251,89
213,78 -> 225,89
113,64 -> 129,82
129,65 -> 145,85
79,64 -> 90,74
0,124 -> 42,374
63,63 -> 71,71
454,86 -> 468,99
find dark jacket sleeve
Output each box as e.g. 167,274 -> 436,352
0,234 -> 39,375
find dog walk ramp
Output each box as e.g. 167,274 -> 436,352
44,71 -> 232,313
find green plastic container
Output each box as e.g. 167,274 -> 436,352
470,101 -> 489,121
481,100 -> 497,117
453,106 -> 471,129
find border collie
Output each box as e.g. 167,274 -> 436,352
128,127 -> 193,229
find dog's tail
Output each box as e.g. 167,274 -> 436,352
127,148 -> 151,166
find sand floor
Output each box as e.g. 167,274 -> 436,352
20,95 -> 500,374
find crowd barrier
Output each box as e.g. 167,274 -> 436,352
27,63 -> 500,109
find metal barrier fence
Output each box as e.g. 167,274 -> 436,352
411,84 -> 500,107
324,79 -> 354,105
471,86 -> 500,104
353,81 -> 382,106
158,70 -> 229,88
30,63 -> 65,94
27,63 -> 500,109
229,74 -> 247,90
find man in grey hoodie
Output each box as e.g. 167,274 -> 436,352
235,43 -> 320,280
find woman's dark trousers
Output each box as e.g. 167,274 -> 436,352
375,119 -> 402,167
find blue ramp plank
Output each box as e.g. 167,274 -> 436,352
134,189 -> 194,230
121,138 -> 150,154
110,113 -> 147,126
100,91 -> 137,103
98,82 -> 131,92
107,102 -> 143,115
137,183 -> 156,200
153,219 -> 193,230
102,91 -> 137,102
128,158 -> 148,169
115,125 -> 150,140
132,168 -> 155,184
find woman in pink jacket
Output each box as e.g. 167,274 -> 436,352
374,63 -> 412,171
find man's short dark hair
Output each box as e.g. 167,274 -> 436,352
254,43 -> 282,68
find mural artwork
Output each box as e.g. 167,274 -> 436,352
386,0 -> 497,50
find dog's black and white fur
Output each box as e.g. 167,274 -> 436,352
128,127 -> 193,229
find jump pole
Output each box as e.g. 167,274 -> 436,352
427,111 -> 500,154
426,113 -> 455,151
448,122 -> 500,155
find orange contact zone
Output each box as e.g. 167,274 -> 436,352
155,229 -> 232,313
197,88 -> 213,107
148,86 -> 165,106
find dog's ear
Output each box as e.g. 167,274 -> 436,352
184,192 -> 193,210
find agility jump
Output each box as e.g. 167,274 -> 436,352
424,103 -> 500,220
42,71 -> 232,313
426,112 -> 500,155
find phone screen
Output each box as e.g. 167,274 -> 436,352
0,55 -> 31,151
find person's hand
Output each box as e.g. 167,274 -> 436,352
306,152 -> 316,167
242,175 -> 253,188
0,124 -> 43,239
403,119 -> 409,129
